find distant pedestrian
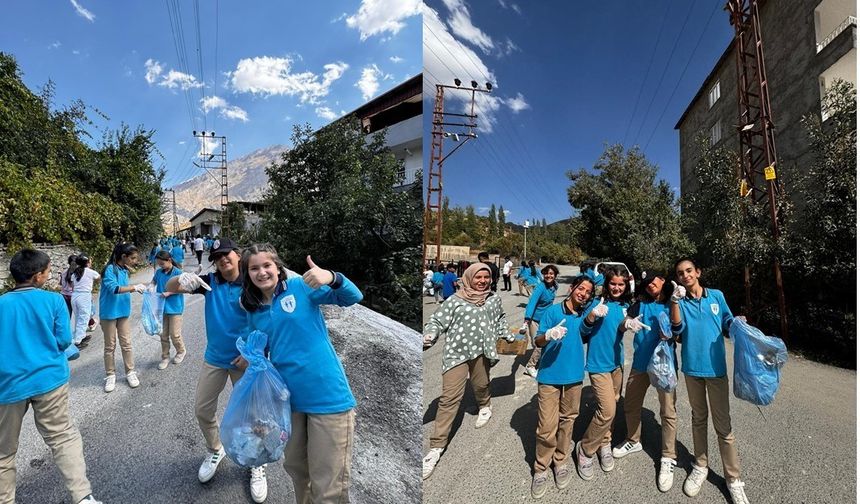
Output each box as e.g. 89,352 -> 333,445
522,264 -> 560,378
528,274 -> 594,499
99,243 -> 146,393
171,241 -> 185,268
671,257 -> 749,504
152,251 -> 186,370
432,265 -> 445,303
574,267 -> 632,481
502,256 -> 513,291
148,241 -> 160,267
59,254 -> 77,316
422,263 -> 510,480
0,249 -> 104,504
70,255 -> 100,349
516,260 -> 529,296
441,263 -> 459,301
194,234 -> 205,266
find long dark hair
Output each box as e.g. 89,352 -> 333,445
541,264 -> 559,287
102,242 -> 139,275
528,260 -> 537,277
64,254 -> 78,284
239,243 -> 288,313
566,274 -> 595,311
602,266 -> 633,304
155,250 -> 175,269
72,255 -> 90,282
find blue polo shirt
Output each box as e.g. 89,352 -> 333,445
153,266 -> 184,315
171,245 -> 185,265
441,272 -> 458,299
535,302 -> 587,385
247,274 -> 363,414
0,288 -> 71,404
525,268 -> 541,286
525,282 -> 557,323
628,300 -> 676,372
673,288 -> 734,377
99,263 -> 131,320
195,272 -> 247,369
581,299 -> 627,373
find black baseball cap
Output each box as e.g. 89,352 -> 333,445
641,270 -> 665,287
208,238 -> 240,261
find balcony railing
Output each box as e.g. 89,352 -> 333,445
817,15 -> 857,53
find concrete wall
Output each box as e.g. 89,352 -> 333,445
677,0 -> 856,204
0,243 -> 80,289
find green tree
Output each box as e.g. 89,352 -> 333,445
498,205 -> 506,236
221,202 -> 247,241
567,144 -> 692,273
261,118 -> 421,328
488,204 -> 497,240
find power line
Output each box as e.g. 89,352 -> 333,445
631,0 -> 699,146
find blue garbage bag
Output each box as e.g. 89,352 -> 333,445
141,288 -> 165,338
647,340 -> 677,393
729,317 -> 788,406
221,330 -> 292,468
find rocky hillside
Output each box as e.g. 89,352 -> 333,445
167,144 -> 288,226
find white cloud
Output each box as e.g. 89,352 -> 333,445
178,140 -> 186,145
389,56 -> 404,63
228,56 -> 348,104
200,95 -> 227,113
70,0 -> 95,22
443,0 -> 494,54
72,49 -> 80,55
346,0 -> 422,40
501,38 -> 519,56
511,3 -> 521,15
505,92 -> 530,113
160,69 -> 203,90
220,105 -> 249,122
197,136 -> 219,157
331,12 -> 348,23
199,95 -> 248,122
356,65 -> 382,101
144,59 -> 163,84
315,107 -> 338,121
49,41 -> 61,49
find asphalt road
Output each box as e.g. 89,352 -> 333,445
422,264 -> 856,504
11,251 -> 417,504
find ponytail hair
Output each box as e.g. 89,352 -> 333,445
103,242 -> 139,275
64,254 -> 78,284
73,255 -> 90,282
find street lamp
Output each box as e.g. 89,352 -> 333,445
523,219 -> 530,259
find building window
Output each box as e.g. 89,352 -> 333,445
710,121 -> 722,146
708,80 -> 721,108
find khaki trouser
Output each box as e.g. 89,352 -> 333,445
430,356 -> 491,449
581,368 -> 623,456
535,383 -> 582,473
284,410 -> 355,504
525,321 -> 542,368
102,317 -> 134,376
623,369 -> 678,459
0,384 -> 91,503
685,375 -> 741,482
195,362 -> 244,451
160,314 -> 186,359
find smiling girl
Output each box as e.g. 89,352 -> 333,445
239,244 -> 363,503
523,264 -> 560,378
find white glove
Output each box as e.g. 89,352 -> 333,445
545,319 -> 567,340
591,297 -> 608,318
133,284 -> 147,294
178,272 -> 211,292
624,315 -> 652,333
518,322 -> 529,335
302,255 -> 335,289
670,281 -> 686,303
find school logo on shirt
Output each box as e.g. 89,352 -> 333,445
280,294 -> 296,313
711,303 -> 719,315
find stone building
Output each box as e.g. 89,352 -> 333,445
675,0 -> 856,198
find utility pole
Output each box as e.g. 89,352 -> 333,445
422,78 -> 492,267
523,220 -> 529,259
727,0 -> 789,340
193,131 -> 228,236
165,189 -> 178,237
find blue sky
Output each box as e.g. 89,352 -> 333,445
2,0 -> 422,188
423,0 -> 734,225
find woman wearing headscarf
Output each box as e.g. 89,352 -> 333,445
421,263 -> 510,480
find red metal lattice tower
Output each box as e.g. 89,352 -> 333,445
422,81 -> 490,267
727,0 -> 789,340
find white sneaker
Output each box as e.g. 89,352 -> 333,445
78,495 -> 103,504
250,465 -> 268,503
525,366 -> 538,379
158,358 -> 170,370
612,440 -> 642,458
657,457 -> 676,492
103,375 -> 116,393
683,464 -> 709,497
422,448 -> 443,480
475,406 -> 492,428
198,447 -> 226,483
126,371 -> 140,388
173,352 -> 186,364
728,480 -> 750,504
